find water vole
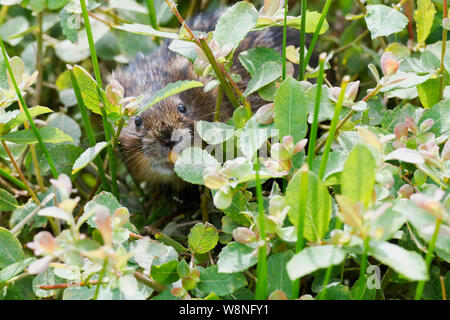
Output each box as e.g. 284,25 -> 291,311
112,11 -> 300,185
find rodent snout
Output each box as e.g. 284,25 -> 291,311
158,129 -> 176,148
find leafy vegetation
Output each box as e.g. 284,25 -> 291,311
0,0 -> 449,301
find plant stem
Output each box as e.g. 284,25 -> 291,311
11,193 -> 55,235
198,35 -> 240,109
357,235 -> 370,300
145,0 -> 158,30
0,167 -> 26,191
0,37 -> 58,179
282,0 -> 288,80
440,0 -> 448,100
214,86 -> 223,122
68,66 -> 110,193
307,53 -> 326,168
93,258 -> 108,300
292,165 -> 309,299
17,100 -> 44,191
303,0 -> 332,76
314,82 -> 382,154
298,0 -> 307,80
1,141 -> 39,204
414,218 -> 442,300
34,11 -> 44,107
80,0 -> 119,198
134,271 -> 167,292
318,76 -> 349,179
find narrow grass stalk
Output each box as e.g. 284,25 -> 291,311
17,100 -> 45,191
282,0 -> 288,80
414,218 -> 443,300
214,87 -> 223,122
80,0 -> 118,198
303,0 -> 332,75
357,235 -> 370,300
307,53 -> 326,167
145,0 -> 158,30
0,167 -> 27,190
440,0 -> 448,100
241,107 -> 267,300
318,219 -> 343,299
297,0 -> 307,81
0,37 -> 58,178
0,5 -> 8,26
292,165 -> 309,299
68,66 -> 110,192
318,76 -> 349,179
145,0 -> 160,45
198,35 -> 240,109
93,258 -> 108,300
34,11 -> 44,107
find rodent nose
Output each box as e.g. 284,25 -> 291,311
159,129 -> 176,148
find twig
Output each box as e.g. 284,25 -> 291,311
11,193 -> 55,235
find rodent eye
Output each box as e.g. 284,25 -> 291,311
178,103 -> 187,114
134,116 -> 143,127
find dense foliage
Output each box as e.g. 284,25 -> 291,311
0,0 -> 449,300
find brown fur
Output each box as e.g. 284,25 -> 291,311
112,10 -> 300,184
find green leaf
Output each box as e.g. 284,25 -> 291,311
38,206 -> 73,223
239,118 -> 276,158
381,104 -> 416,131
0,16 -> 29,46
417,78 -> 440,109
196,121 -> 234,145
198,266 -> 247,296
39,144 -> 83,176
47,0 -> 69,10
414,0 -> 436,44
419,100 -> 450,136
217,242 -> 257,273
83,191 -> 122,229
32,268 -> 62,298
0,257 -> 35,284
243,61 -> 282,97
267,251 -> 294,299
369,240 -> 428,281
0,127 -> 73,145
274,77 -> 308,143
341,144 -> 376,209
239,47 -> 283,77
72,65 -> 118,115
0,227 -> 25,269
137,80 -> 203,114
47,113 -> 82,146
113,23 -> 178,39
10,202 -> 46,234
150,260 -> 180,285
321,283 -> 353,300
188,223 -> 219,254
393,199 -> 450,260
72,141 -> 109,175
0,106 -> 52,135
0,188 -> 18,211
213,2 -> 258,49
63,286 -> 96,300
60,9 -> 78,43
174,147 -> 219,185
286,245 -> 346,280
365,5 -> 408,39
286,170 -> 332,242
